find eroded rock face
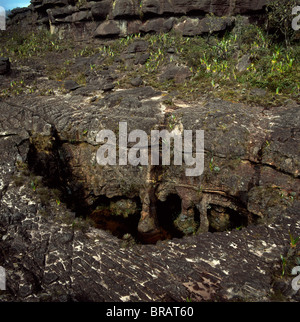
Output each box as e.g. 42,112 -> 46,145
0,82 -> 299,301
6,0 -> 269,39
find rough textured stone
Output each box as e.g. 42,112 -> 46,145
236,54 -> 251,72
0,88 -> 299,302
130,76 -> 143,86
112,0 -> 140,19
23,0 -> 270,39
159,64 -> 192,83
94,20 -> 122,37
0,0 -> 298,303
174,16 -> 234,36
139,18 -> 175,34
91,1 -> 111,20
126,40 -> 149,53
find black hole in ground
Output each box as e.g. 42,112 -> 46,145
88,196 -> 142,241
156,194 -> 184,239
88,195 -> 185,245
207,204 -> 249,233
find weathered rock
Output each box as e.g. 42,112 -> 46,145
0,90 -> 299,302
72,10 -> 92,23
134,52 -> 150,65
63,80 -> 81,91
47,5 -> 78,21
141,0 -> 268,17
94,20 -> 122,37
130,76 -> 143,86
234,0 -> 268,14
37,0 -> 69,9
174,16 -> 234,36
159,64 -> 192,83
102,82 -> 115,92
91,1 -> 111,20
139,18 -> 175,34
112,0 -> 140,19
18,0 -> 269,39
236,54 -> 251,72
126,40 -> 149,53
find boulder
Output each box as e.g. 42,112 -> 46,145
236,54 -> 251,72
174,16 -> 234,36
130,76 -> 143,86
63,80 -> 81,91
91,1 -> 111,20
47,5 -> 78,18
126,40 -> 149,53
112,0 -> 140,19
159,64 -> 192,83
139,17 -> 175,34
94,20 -> 122,37
72,10 -> 92,22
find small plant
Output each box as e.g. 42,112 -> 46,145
289,231 -> 300,248
280,254 -> 287,276
30,180 -> 37,192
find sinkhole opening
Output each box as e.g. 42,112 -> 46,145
26,136 -> 255,245
88,196 -> 142,242
156,194 -> 184,239
207,204 -> 249,233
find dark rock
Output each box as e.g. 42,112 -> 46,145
38,0 -> 69,8
112,0 -> 140,19
0,58 -> 11,75
102,83 -> 115,92
91,1 -> 111,20
130,76 -> 143,86
159,64 -> 192,83
139,18 -> 174,34
72,10 -> 92,22
141,0 -> 267,17
94,20 -> 121,37
127,20 -> 143,35
63,80 -> 81,91
72,85 -> 99,96
134,52 -> 150,65
47,5 -> 78,19
127,40 -> 149,53
234,0 -> 268,14
174,16 -> 234,36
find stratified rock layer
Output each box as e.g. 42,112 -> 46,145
8,0 -> 269,39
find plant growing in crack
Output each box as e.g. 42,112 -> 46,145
209,157 -> 220,173
289,231 -> 300,249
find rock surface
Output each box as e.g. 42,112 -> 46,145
1,0 -> 300,304
0,84 -> 299,302
7,0 -> 269,39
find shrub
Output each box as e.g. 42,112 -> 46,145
266,0 -> 299,46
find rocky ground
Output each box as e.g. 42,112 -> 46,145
0,10 -> 300,301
